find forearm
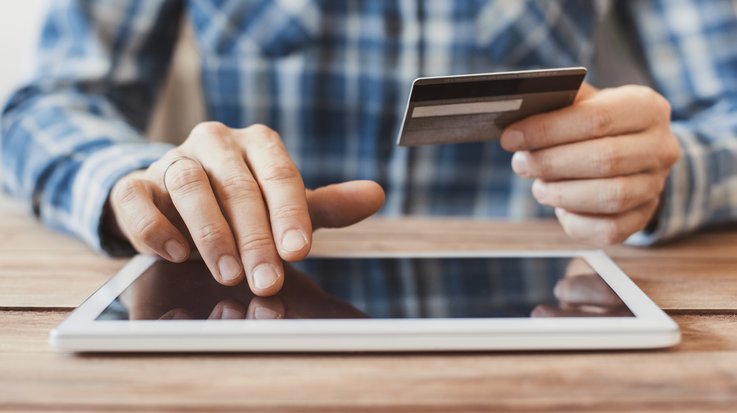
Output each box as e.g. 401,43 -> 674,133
0,0 -> 183,252
1,88 -> 173,253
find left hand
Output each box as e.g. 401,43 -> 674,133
500,83 -> 681,245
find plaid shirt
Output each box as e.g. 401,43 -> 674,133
2,0 -> 737,254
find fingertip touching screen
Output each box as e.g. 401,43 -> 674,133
97,257 -> 633,321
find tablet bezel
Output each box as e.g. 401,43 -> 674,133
50,250 -> 681,352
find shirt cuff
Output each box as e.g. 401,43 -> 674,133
626,122 -> 693,246
68,142 -> 174,255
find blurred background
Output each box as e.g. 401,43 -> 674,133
0,1 -> 651,144
0,1 -> 46,106
0,1 -> 203,144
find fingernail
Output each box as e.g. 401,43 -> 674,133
218,255 -> 242,282
221,304 -> 246,319
532,180 -> 547,202
253,264 -> 279,290
254,306 -> 281,319
502,129 -> 524,150
164,240 -> 187,261
555,207 -> 567,219
281,229 -> 307,252
512,152 -> 530,177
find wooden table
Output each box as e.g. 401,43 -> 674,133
1,195 -> 736,412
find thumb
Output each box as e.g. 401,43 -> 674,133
307,180 -> 385,230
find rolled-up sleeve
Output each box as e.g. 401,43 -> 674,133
1,0 -> 182,253
623,0 -> 737,245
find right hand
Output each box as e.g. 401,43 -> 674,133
125,260 -> 367,321
530,258 -> 630,317
107,122 -> 385,296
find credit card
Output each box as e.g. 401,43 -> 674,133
396,67 -> 587,146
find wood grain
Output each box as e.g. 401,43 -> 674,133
617,259 -> 737,311
1,311 -> 737,412
3,195 -> 737,412
4,255 -> 737,311
2,213 -> 737,311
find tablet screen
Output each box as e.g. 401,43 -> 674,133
97,257 -> 633,321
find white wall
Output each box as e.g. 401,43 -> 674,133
0,0 -> 203,144
0,0 -> 47,105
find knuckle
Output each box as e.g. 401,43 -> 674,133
237,232 -> 275,254
166,163 -> 208,195
259,163 -> 300,184
112,178 -> 144,206
134,216 -> 165,245
588,103 -> 613,136
189,121 -> 233,150
196,222 -> 230,245
639,86 -> 659,104
605,178 -> 629,212
244,124 -> 287,153
662,138 -> 681,168
596,142 -> 620,176
219,173 -> 262,203
626,85 -> 651,99
191,121 -> 230,140
272,203 -> 308,221
655,94 -> 672,119
246,123 -> 279,139
647,176 -> 667,203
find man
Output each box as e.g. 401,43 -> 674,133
2,0 -> 735,297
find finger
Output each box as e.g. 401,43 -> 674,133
162,155 -> 244,286
307,180 -> 385,229
188,125 -> 284,297
142,167 -> 194,246
159,308 -> 193,320
237,124 -> 311,261
208,299 -> 247,320
531,304 -> 629,318
501,85 -> 668,151
553,274 -> 624,307
555,199 -> 660,246
563,257 -> 595,278
511,133 -> 665,180
246,297 -> 285,320
531,173 -> 665,214
110,176 -> 190,262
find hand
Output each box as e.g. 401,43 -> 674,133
123,260 -> 367,320
531,258 -> 631,317
107,122 -> 385,296
501,84 -> 681,245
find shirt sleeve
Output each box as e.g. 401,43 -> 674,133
622,0 -> 737,246
1,0 -> 183,254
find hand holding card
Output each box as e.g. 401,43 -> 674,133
397,67 -> 586,146
501,83 -> 680,245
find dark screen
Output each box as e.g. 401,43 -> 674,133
97,257 -> 633,321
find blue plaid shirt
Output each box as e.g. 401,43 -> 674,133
2,0 -> 737,254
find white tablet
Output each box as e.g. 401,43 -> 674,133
50,251 -> 680,352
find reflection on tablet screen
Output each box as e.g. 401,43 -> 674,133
97,257 -> 633,321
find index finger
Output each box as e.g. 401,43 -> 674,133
500,85 -> 666,151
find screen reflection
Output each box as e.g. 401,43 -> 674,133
97,257 -> 633,321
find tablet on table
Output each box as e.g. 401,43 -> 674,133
51,251 -> 680,352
